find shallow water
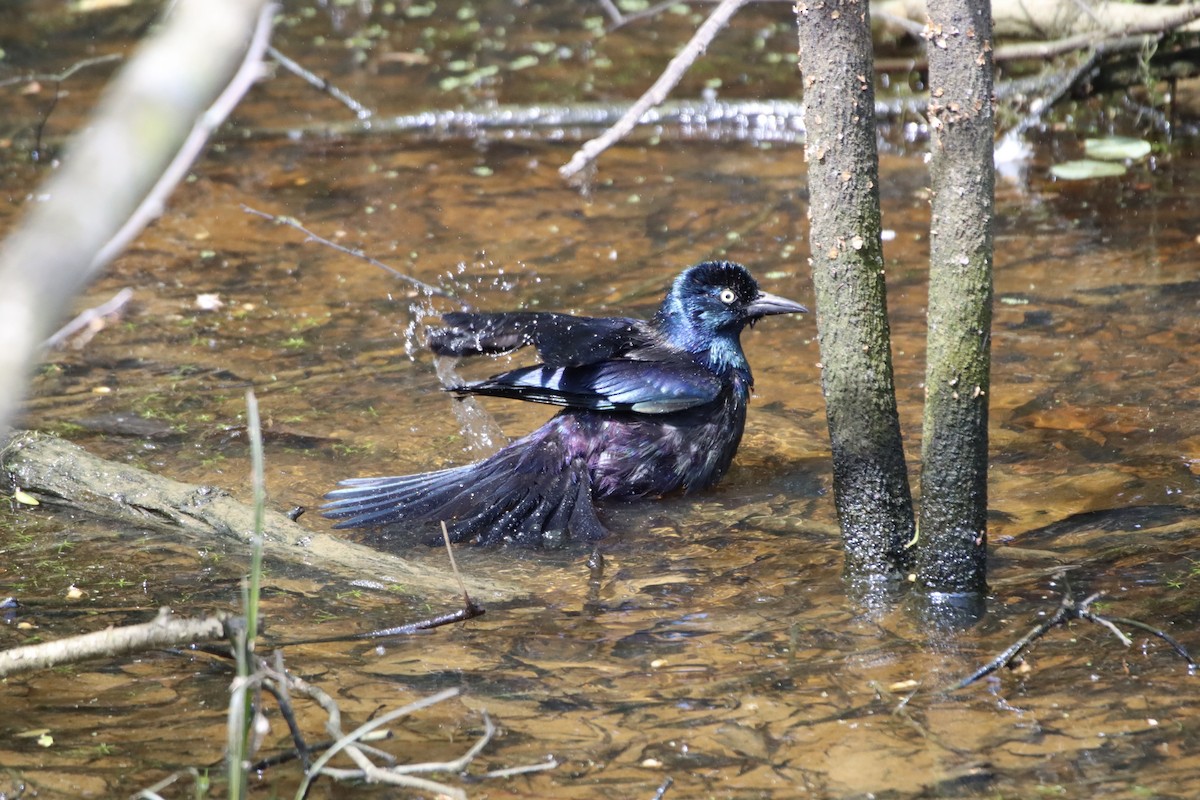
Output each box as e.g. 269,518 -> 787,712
2,2 -> 1200,798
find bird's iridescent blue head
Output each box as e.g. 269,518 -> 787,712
656,261 -> 808,349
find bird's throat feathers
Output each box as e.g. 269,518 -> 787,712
654,295 -> 754,385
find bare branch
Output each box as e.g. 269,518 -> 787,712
952,589 -> 1198,690
0,608 -> 232,677
0,0 -> 275,433
994,2 -> 1200,62
92,3 -> 278,272
559,0 -> 750,179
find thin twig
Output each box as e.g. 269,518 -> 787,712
315,765 -> 467,799
390,711 -> 495,775
17,56 -> 126,162
952,589 -> 1198,691
44,287 -> 134,349
132,768 -> 201,800
295,687 -> 463,799
1103,616 -> 1199,668
0,53 -> 123,88
950,592 -> 1081,691
264,650 -> 311,771
560,0 -> 749,179
596,0 -> 623,26
32,85 -> 61,163
475,757 -> 560,779
248,731 -> 391,772
92,2 -> 278,271
273,602 -> 484,646
287,671 -> 345,740
442,519 -> 471,604
651,776 -> 675,800
271,527 -> 484,647
268,45 -> 372,119
1083,610 -> 1134,647
313,710 -> 495,798
608,0 -> 794,31
240,205 -> 457,301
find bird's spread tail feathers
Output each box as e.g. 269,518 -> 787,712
321,443 -> 608,547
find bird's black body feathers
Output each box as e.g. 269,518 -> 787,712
429,311 -> 643,366
323,261 -> 806,547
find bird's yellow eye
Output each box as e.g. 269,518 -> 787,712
719,288 -> 737,304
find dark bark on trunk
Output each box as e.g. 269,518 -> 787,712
794,0 -> 915,583
915,0 -> 995,595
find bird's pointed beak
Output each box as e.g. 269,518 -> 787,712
747,290 -> 808,319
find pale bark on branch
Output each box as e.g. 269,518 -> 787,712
559,0 -> 750,179
0,0 -> 273,435
0,607 -> 232,678
875,0 -> 1200,42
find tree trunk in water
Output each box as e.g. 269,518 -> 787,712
794,0 -> 915,584
915,0 -> 995,596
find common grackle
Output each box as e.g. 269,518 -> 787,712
322,261 -> 807,547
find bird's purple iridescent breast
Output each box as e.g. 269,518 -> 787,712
542,374 -> 750,499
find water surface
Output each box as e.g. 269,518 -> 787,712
2,2 -> 1199,798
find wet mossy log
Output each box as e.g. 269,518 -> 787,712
0,430 -> 522,601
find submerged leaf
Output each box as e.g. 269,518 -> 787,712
1050,159 -> 1127,180
1084,136 -> 1152,162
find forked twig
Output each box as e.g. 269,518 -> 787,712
295,687 -> 474,800
952,588 -> 1197,691
272,522 -> 484,647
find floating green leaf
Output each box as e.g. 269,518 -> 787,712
1084,136 -> 1152,162
1050,159 -> 1127,181
507,55 -> 539,71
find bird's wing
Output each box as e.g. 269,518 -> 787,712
428,311 -> 647,367
453,352 -> 723,413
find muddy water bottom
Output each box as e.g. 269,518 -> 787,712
5,130 -> 1200,796
4,131 -> 1200,796
3,498 -> 1199,798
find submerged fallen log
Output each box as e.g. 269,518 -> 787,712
0,430 -> 522,601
